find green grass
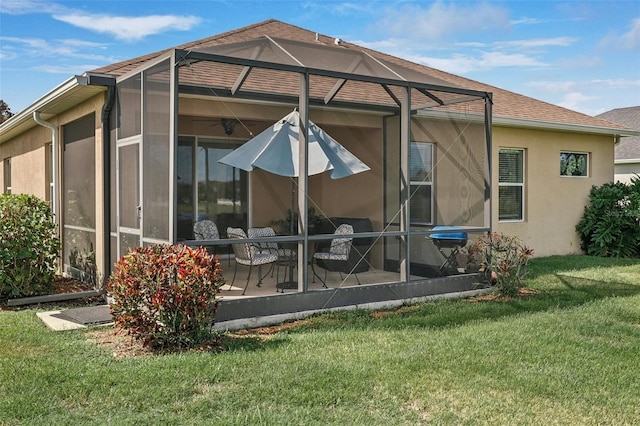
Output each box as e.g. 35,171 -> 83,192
1,255 -> 640,425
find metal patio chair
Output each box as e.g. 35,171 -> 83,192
227,227 -> 278,295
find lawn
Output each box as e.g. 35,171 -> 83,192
1,255 -> 639,425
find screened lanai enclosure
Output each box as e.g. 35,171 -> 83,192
106,36 -> 492,325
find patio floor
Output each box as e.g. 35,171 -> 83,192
216,261 -> 404,300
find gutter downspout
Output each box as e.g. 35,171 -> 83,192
33,112 -> 60,268
101,85 -> 116,291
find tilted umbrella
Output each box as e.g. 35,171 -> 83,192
218,109 -> 370,288
218,109 -> 370,178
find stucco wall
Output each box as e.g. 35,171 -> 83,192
493,126 -> 614,257
0,124 -> 51,198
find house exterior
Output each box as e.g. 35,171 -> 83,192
0,20 -> 635,327
597,106 -> 640,184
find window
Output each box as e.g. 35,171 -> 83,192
560,152 -> 588,177
3,157 -> 10,194
410,142 -> 433,225
498,148 -> 524,221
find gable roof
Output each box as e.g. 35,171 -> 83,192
91,19 -> 628,132
2,19 -> 634,143
597,106 -> 640,160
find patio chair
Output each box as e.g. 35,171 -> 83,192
312,223 -> 361,287
193,219 -> 219,240
247,226 -> 296,277
227,227 -> 278,295
193,219 -> 229,264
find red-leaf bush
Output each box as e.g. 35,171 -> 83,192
107,244 -> 224,349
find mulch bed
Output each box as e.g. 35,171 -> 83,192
0,276 -> 105,311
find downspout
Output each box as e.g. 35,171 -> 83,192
33,112 -> 60,267
100,86 -> 116,290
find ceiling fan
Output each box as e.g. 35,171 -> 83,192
189,117 -> 241,135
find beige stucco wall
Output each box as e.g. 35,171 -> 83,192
493,126 -> 615,257
0,124 -> 51,198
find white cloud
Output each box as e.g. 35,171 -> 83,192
558,55 -> 601,69
591,79 -> 640,89
0,0 -> 64,15
478,51 -> 546,68
557,92 -> 598,111
0,36 -> 117,63
0,0 -> 202,42
33,64 -> 105,74
526,78 -> 640,115
527,80 -> 578,93
416,51 -> 546,74
495,37 -> 577,49
377,1 -> 511,40
511,17 -> 545,25
53,13 -> 202,42
600,18 -> 640,50
358,37 -> 547,75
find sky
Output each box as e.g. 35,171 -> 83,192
1,0 -> 639,117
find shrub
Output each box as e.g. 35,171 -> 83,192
576,176 -> 640,258
469,232 -> 534,297
107,244 -> 225,349
0,194 -> 60,298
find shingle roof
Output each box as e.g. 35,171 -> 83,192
597,106 -> 640,160
92,19 -> 628,132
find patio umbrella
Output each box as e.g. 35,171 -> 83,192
218,109 -> 370,179
218,109 -> 370,288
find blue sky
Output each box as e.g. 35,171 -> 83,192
1,0 -> 639,116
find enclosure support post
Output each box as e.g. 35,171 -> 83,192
399,86 -> 411,282
484,93 -> 493,231
298,72 -> 310,292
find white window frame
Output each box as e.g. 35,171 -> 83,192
560,151 -> 589,177
498,148 -> 525,222
3,157 -> 10,194
409,142 -> 434,225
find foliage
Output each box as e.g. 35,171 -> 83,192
576,176 -> 640,258
0,99 -> 13,124
469,232 -> 534,297
107,244 -> 225,349
0,194 -> 60,298
272,206 -> 324,234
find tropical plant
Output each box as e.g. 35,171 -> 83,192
0,194 -> 60,298
469,232 -> 534,297
107,244 -> 225,349
576,176 -> 640,258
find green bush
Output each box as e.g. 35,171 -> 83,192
469,232 -> 534,297
0,194 -> 60,298
107,244 -> 225,349
576,176 -> 640,258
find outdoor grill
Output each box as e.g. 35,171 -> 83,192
430,226 -> 468,274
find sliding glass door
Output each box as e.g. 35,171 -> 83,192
177,136 -> 248,240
